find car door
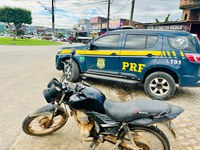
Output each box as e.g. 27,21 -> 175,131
119,33 -> 162,80
85,33 -> 121,75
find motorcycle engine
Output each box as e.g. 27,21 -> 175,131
74,110 -> 94,138
77,110 -> 90,124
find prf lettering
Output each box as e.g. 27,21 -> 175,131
122,62 -> 146,73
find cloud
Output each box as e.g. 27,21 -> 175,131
0,0 -> 183,28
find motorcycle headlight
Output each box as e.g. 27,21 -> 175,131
43,86 -> 61,103
47,78 -> 60,88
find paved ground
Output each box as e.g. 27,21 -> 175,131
0,44 -> 199,150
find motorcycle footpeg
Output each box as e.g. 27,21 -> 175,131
82,137 -> 93,142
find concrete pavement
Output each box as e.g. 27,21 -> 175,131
0,45 -> 200,150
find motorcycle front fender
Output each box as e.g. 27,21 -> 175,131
28,104 -> 68,119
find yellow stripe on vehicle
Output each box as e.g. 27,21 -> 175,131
180,51 -> 185,57
162,51 -> 166,57
167,51 -> 171,57
60,49 -> 162,56
120,50 -> 162,56
60,49 -> 71,54
60,49 -> 85,54
172,51 -> 176,57
85,50 -> 120,55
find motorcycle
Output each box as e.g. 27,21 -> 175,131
22,49 -> 184,150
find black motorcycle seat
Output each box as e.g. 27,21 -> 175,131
103,99 -> 171,122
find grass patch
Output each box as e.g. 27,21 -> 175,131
0,37 -> 62,46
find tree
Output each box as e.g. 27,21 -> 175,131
164,14 -> 170,23
17,29 -> 25,37
155,18 -> 160,24
56,33 -> 65,38
155,14 -> 171,24
0,7 -> 32,40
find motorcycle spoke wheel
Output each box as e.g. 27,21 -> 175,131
119,126 -> 170,150
22,113 -> 67,136
29,115 -> 64,134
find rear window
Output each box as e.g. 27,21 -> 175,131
125,34 -> 158,49
193,36 -> 200,52
168,36 -> 195,51
147,36 -> 159,48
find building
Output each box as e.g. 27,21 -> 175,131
144,0 -> 200,40
180,0 -> 200,21
90,17 -> 142,37
90,17 -> 107,37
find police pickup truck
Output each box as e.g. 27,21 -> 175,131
56,29 -> 200,100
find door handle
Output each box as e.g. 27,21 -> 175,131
146,53 -> 154,57
110,53 -> 117,56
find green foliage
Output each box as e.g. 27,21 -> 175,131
0,7 -> 32,27
164,14 -> 170,23
0,6 -> 32,39
155,14 -> 171,24
56,33 -> 65,38
155,18 -> 160,24
0,37 -> 62,46
17,29 -> 25,36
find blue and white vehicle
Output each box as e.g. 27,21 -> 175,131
56,29 -> 200,100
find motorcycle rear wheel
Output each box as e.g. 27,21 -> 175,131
118,125 -> 170,150
22,111 -> 68,136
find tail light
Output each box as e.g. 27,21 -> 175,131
185,53 -> 200,63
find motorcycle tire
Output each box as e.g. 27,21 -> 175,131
22,110 -> 68,136
118,125 -> 170,150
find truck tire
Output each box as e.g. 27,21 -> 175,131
144,71 -> 176,100
66,60 -> 80,82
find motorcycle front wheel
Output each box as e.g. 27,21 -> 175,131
22,110 -> 68,136
118,125 -> 170,150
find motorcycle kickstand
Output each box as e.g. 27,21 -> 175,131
123,123 -> 141,150
90,140 -> 99,150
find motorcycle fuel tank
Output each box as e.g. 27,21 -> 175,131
68,87 -> 106,113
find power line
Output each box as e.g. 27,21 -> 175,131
75,1 -> 107,6
113,0 -> 131,14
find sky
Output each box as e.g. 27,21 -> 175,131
0,0 -> 183,29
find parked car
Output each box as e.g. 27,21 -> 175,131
55,29 -> 200,100
41,33 -> 52,40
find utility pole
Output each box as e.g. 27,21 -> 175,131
52,0 -> 55,41
37,1 -> 55,41
107,0 -> 111,31
129,0 -> 135,26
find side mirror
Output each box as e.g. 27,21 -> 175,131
87,43 -> 91,50
71,48 -> 76,55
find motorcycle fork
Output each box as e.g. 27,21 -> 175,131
122,123 -> 141,150
46,94 -> 67,127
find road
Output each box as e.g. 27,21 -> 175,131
0,45 -> 65,150
0,45 -> 199,150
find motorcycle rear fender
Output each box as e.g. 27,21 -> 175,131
28,104 -> 68,119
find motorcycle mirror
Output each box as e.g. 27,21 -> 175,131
87,43 -> 91,50
71,48 -> 76,55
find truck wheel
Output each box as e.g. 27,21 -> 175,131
66,60 -> 80,82
144,72 -> 176,100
